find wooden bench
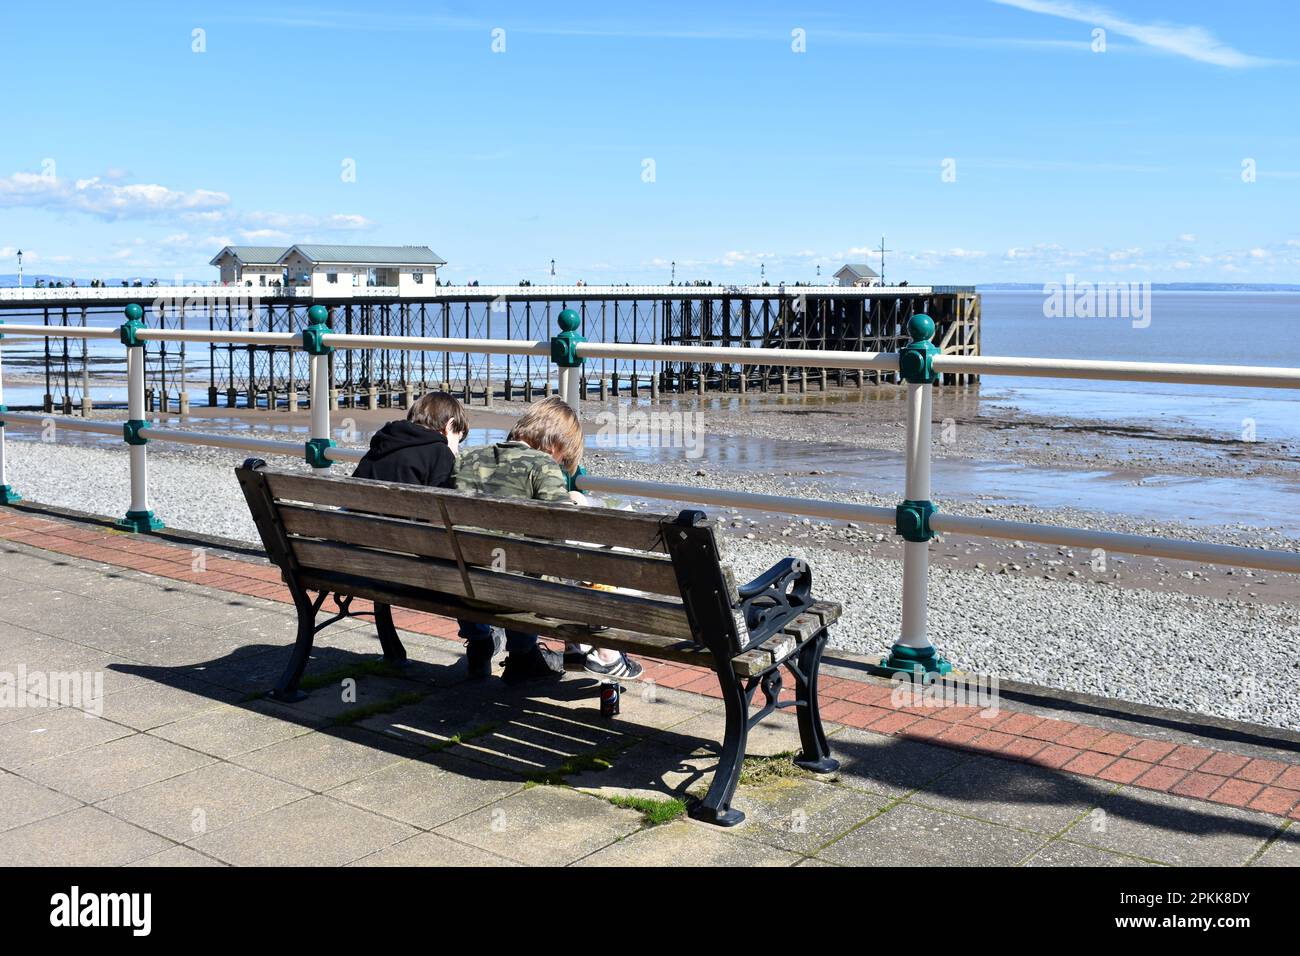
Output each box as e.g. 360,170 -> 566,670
235,459 -> 842,826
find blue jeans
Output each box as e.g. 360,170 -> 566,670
457,619 -> 537,657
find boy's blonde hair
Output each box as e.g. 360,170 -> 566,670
507,396 -> 583,474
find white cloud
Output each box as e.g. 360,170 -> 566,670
989,0 -> 1274,67
0,171 -> 230,220
1178,233 -> 1196,242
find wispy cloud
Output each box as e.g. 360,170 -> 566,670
990,0 -> 1276,67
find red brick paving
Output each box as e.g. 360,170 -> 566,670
4,507 -> 1300,820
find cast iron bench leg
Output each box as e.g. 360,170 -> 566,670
791,629 -> 839,774
690,667 -> 748,827
374,603 -> 408,664
270,586 -> 317,702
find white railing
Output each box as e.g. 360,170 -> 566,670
1,306 -> 1297,677
0,283 -> 949,304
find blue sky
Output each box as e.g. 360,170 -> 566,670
1,0 -> 1297,284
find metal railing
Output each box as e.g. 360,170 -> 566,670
1,304 -> 1298,677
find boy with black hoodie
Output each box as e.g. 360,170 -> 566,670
352,391 -> 466,487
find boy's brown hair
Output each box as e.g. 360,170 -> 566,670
507,396 -> 584,474
407,391 -> 468,437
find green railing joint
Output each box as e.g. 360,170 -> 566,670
116,510 -> 164,533
551,308 -> 585,367
301,304 -> 334,355
119,303 -> 146,347
874,643 -> 953,679
305,437 -> 337,468
896,499 -> 936,543
123,419 -> 150,446
898,313 -> 940,385
0,403 -> 7,427
0,484 -> 21,505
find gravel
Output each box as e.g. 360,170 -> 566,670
5,435 -> 1299,731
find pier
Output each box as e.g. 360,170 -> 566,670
0,284 -> 979,413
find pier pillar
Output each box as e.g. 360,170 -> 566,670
650,372 -> 659,402
208,386 -> 218,407
503,378 -> 513,402
629,372 -> 639,398
780,369 -> 788,394
329,388 -> 339,411
610,372 -> 620,398
524,380 -> 533,402
179,391 -> 190,416
226,387 -> 237,408
81,396 -> 92,417
599,377 -> 608,401
738,367 -> 747,395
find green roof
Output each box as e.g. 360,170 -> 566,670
282,244 -> 446,266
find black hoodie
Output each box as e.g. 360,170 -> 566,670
352,421 -> 455,488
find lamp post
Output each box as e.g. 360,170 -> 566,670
671,260 -> 675,284
16,250 -> 21,289
550,258 -> 556,279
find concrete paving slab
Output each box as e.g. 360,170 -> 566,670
0,805 -> 172,866
1252,829 -> 1300,867
823,726 -> 974,798
1024,839 -> 1159,867
94,674 -> 242,731
568,737 -> 718,801
97,761 -> 309,842
187,794 -> 417,866
128,844 -> 226,866
351,831 -> 520,866
576,818 -> 802,866
148,703 -> 313,758
731,778 -> 891,854
0,708 -> 133,769
0,769 -> 83,832
21,731 -> 214,803
329,751 -> 525,829
817,802 -> 1050,867
908,754 -> 1109,834
233,726 -> 424,792
663,708 -> 809,758
435,784 -> 641,866
1064,787 -> 1289,866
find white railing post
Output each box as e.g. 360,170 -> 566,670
880,314 -> 951,678
117,304 -> 163,531
0,317 -> 22,504
302,304 -> 335,471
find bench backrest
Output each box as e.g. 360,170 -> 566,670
235,462 -> 745,655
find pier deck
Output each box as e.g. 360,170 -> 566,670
1,507 -> 1296,867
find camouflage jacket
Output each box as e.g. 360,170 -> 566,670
453,441 -> 570,502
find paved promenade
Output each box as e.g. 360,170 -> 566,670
0,507 -> 1297,867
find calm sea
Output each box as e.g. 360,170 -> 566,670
977,291 -> 1300,443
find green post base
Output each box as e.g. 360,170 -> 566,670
875,643 -> 953,679
0,485 -> 21,505
116,510 -> 164,533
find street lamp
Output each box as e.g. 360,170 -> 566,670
760,262 -> 765,282
671,260 -> 675,284
550,258 -> 556,278
16,249 -> 22,288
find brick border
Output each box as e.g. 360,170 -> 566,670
2,508 -> 1298,823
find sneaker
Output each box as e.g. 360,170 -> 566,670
465,629 -> 505,680
501,646 -> 566,687
583,651 -> 644,680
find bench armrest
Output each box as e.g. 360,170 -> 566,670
736,557 -> 815,647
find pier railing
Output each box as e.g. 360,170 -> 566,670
2,305 -> 1298,678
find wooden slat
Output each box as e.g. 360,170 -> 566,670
278,504 -> 681,596
293,569 -> 784,677
295,569 -> 719,668
291,539 -> 693,639
261,468 -> 673,553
